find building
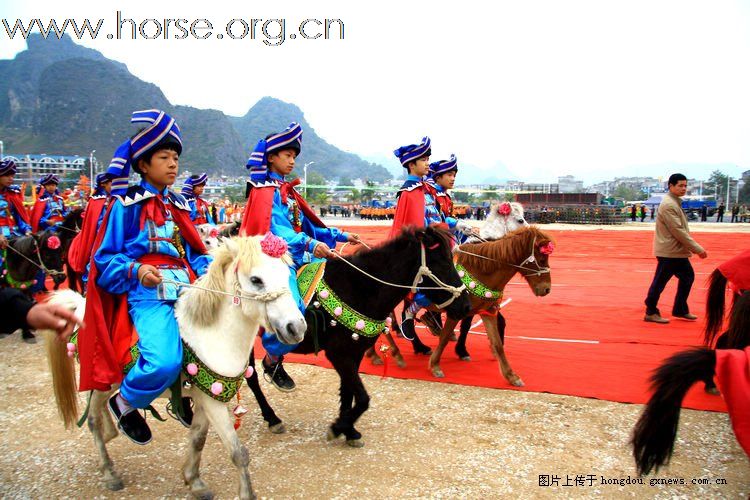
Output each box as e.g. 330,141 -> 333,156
2,153 -> 92,187
558,175 -> 584,193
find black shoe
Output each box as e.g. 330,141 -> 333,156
263,356 -> 296,392
108,394 -> 152,445
420,311 -> 443,335
22,330 -> 37,344
167,397 -> 194,428
400,317 -> 417,341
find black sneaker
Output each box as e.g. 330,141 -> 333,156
263,356 -> 296,392
22,330 -> 37,344
167,397 -> 194,428
107,393 -> 152,445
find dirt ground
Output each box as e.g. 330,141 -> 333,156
0,333 -> 747,499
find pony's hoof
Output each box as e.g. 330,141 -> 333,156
460,355 -> 471,362
190,489 -> 215,500
394,354 -> 407,368
104,477 -> 124,491
413,346 -> 432,355
269,422 -> 286,434
369,355 -> 384,366
346,438 -> 365,448
448,333 -> 457,341
431,366 -> 445,378
510,377 -> 525,387
705,387 -> 721,396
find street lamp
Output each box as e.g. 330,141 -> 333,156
89,150 -> 96,188
303,161 -> 315,198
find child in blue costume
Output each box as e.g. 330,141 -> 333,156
83,110 -> 212,445
0,159 -> 32,255
240,122 -> 360,391
30,174 -> 69,232
181,173 -> 216,226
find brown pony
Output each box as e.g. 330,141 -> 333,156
427,225 -> 554,385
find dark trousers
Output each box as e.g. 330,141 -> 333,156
645,257 -> 695,316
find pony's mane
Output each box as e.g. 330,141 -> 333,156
179,236 -> 281,328
458,226 -> 552,275
346,226 -> 453,267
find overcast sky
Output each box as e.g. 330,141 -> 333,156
2,0 -> 750,183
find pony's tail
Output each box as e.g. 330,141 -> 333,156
41,290 -> 85,429
724,291 -> 750,350
632,348 -> 716,475
44,329 -> 80,429
704,269 -> 727,346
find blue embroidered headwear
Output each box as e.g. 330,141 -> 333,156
394,137 -> 431,167
93,172 -> 112,196
181,173 -> 208,197
0,159 -> 16,176
245,122 -> 303,183
39,174 -> 60,185
429,154 -> 458,178
106,109 -> 183,195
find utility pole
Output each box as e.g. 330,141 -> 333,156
726,176 -> 731,208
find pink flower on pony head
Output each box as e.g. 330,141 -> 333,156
498,202 -> 512,216
539,241 -> 555,255
46,235 -> 61,250
260,232 -> 288,258
209,228 -> 219,239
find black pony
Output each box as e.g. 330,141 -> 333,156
1,229 -> 66,342
57,208 -> 84,291
246,226 -> 470,446
632,269 -> 750,475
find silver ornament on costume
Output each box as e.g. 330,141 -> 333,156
330,320 -> 338,326
351,333 -> 360,341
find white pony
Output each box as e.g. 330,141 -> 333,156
468,201 -> 529,242
43,235 -> 306,500
196,223 -> 221,249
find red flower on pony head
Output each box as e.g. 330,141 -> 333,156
209,228 -> 219,239
46,235 -> 61,250
539,241 -> 555,255
498,202 -> 512,216
260,232 -> 288,258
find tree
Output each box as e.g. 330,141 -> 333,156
453,191 -> 471,203
739,181 -> 750,204
613,185 -> 639,201
707,170 -> 728,199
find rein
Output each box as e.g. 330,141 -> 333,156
331,242 -> 466,309
455,234 -> 551,278
4,237 -> 66,278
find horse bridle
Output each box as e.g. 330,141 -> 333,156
4,235 -> 67,279
332,242 -> 467,310
455,234 -> 551,278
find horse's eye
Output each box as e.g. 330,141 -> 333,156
250,276 -> 263,286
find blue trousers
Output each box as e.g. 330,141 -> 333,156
120,300 -> 182,409
261,266 -> 305,358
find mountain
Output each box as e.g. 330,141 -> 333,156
0,33 -> 389,181
230,97 -> 392,182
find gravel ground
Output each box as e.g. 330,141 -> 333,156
0,334 -> 747,499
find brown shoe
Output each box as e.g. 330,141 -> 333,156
644,314 -> 670,324
674,313 -> 698,321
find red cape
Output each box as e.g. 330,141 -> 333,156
67,197 -> 107,274
1,189 -> 30,226
715,347 -> 750,458
718,249 -> 750,292
240,178 -> 326,236
30,195 -> 65,232
388,184 -> 430,239
436,192 -> 453,218
78,196 -> 208,392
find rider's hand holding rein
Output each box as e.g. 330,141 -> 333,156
137,264 -> 163,287
313,242 -> 335,259
346,233 -> 361,245
27,302 -> 84,342
0,235 -> 7,249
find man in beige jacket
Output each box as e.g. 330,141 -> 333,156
644,173 -> 708,323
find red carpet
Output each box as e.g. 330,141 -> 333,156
281,227 -> 750,412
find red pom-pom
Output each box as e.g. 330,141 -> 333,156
260,233 -> 288,258
539,242 -> 555,255
498,202 -> 512,216
209,228 -> 219,239
46,235 -> 61,250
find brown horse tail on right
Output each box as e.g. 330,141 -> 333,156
704,269 -> 728,346
631,348 -> 716,475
